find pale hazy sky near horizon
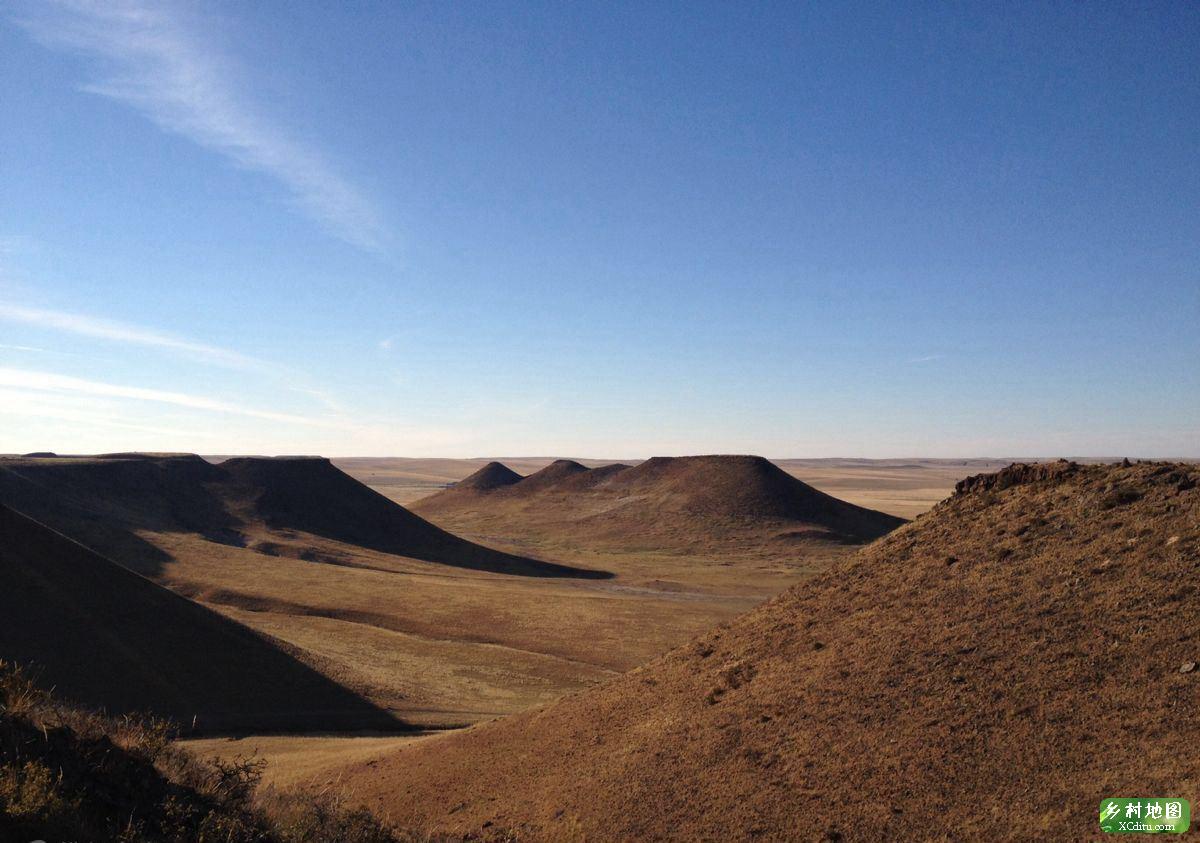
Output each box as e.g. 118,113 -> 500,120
1,1 -> 1197,458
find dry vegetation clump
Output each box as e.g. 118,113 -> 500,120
0,661 -> 460,842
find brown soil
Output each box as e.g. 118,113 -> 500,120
0,505 -> 398,734
414,454 -> 906,556
339,461 -> 1200,841
0,453 -> 609,579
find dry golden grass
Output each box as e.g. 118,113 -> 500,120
160,531 -> 824,804
771,457 -> 1010,518
150,525 -> 809,728
180,733 -> 449,791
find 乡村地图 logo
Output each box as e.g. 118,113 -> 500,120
1099,798 -> 1190,834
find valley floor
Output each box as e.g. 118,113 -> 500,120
180,732 -> 452,791
169,541 -> 822,802
159,526 -> 824,728
176,459 -> 990,791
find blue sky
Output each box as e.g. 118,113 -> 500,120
1,1 -> 1196,457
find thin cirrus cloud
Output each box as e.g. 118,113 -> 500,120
14,0 -> 387,252
0,301 -> 273,373
0,366 -> 342,429
0,385 -> 220,440
0,367 -> 474,452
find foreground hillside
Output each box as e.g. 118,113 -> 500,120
0,504 -> 395,733
0,662 -> 417,842
341,461 -> 1200,841
414,455 -> 906,559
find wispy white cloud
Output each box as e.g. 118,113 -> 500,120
0,386 -> 220,440
907,354 -> 944,364
288,386 -> 346,414
0,366 -> 343,428
0,368 -> 476,454
0,302 -> 272,372
14,0 -> 387,251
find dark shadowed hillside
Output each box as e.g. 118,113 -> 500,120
342,461 -> 1200,841
0,662 -> 417,842
0,504 -> 399,733
217,456 -> 607,577
0,454 -> 609,579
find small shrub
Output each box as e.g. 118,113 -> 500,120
259,787 -> 401,843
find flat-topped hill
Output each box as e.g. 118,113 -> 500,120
414,454 -> 905,553
0,504 -> 397,733
0,453 -> 608,579
342,460 -> 1200,840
